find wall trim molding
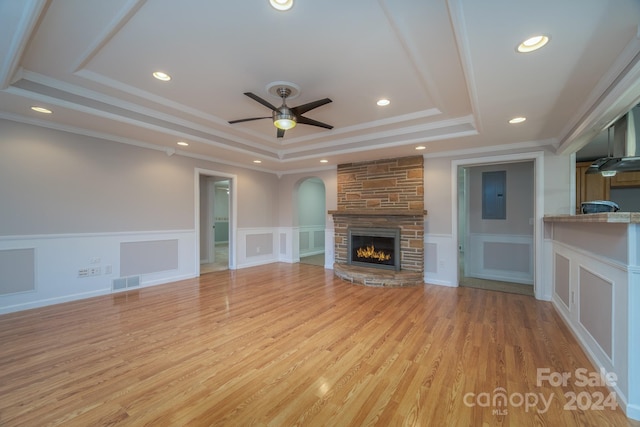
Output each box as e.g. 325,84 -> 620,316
0,229 -> 195,241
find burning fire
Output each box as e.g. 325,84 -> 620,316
356,245 -> 391,262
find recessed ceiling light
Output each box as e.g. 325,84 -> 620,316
31,106 -> 52,114
152,71 -> 171,81
253,160 -> 262,164
320,159 -> 329,163
177,141 -> 189,146
269,0 -> 293,11
509,117 -> 527,124
517,35 -> 549,53
377,99 -> 390,106
415,146 -> 426,150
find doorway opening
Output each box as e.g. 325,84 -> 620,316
457,161 -> 535,296
195,169 -> 237,275
295,177 -> 326,267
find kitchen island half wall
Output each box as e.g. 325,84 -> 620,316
543,213 -> 640,420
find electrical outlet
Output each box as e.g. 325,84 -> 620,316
89,257 -> 101,264
104,265 -> 112,275
256,246 -> 261,253
79,267 -> 101,277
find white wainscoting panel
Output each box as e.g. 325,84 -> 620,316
276,227 -> 333,268
298,225 -> 326,257
424,234 -> 456,287
236,227 -> 280,268
277,227 -> 295,264
466,233 -> 533,285
551,240 -> 631,416
0,230 -> 196,314
324,228 -> 334,269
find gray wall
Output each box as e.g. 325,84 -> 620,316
0,118 -> 279,236
611,187 -> 640,212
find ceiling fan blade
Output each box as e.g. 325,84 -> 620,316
277,128 -> 285,139
244,92 -> 279,111
291,98 -> 332,115
228,116 -> 271,124
297,116 -> 333,129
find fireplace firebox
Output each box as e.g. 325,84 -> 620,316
348,227 -> 401,271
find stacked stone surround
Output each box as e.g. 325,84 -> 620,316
329,156 -> 426,286
335,156 -> 424,212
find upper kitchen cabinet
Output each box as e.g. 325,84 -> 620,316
610,170 -> 640,188
576,161 -> 611,213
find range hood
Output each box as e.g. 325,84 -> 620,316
586,105 -> 640,174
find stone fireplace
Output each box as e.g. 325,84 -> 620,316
329,156 -> 427,287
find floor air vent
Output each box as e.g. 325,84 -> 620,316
112,276 -> 140,291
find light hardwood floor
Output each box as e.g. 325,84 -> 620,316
200,243 -> 229,274
0,263 -> 637,426
299,253 -> 325,266
459,254 -> 534,296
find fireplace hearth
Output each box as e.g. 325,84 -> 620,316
348,227 -> 400,271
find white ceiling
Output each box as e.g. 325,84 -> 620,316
2,0 -> 640,174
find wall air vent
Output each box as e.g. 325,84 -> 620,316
112,276 -> 140,292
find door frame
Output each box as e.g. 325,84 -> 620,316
451,151 -> 546,299
206,178 -> 216,264
194,168 -> 237,274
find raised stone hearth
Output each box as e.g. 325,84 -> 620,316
333,263 -> 424,287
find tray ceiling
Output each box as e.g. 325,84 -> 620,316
1,0 -> 640,173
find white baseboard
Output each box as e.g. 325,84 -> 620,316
424,277 -> 456,287
0,289 -> 109,315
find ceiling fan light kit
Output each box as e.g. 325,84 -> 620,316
273,115 -> 296,130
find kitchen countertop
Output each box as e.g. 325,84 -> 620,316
543,212 -> 640,223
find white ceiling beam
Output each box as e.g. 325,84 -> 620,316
0,0 -> 47,89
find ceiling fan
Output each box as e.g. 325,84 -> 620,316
229,86 -> 333,138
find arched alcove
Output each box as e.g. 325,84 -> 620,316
293,177 -> 326,266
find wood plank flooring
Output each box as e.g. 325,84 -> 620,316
459,256 -> 534,296
0,263 -> 637,426
200,243 -> 229,274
